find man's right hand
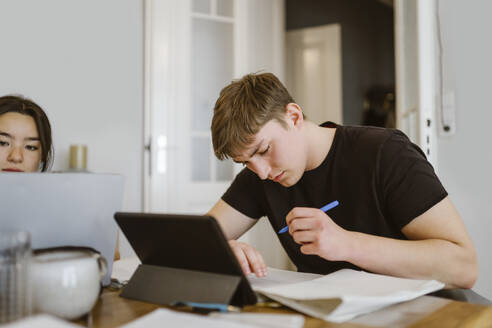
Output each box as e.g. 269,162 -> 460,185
207,200 -> 267,277
228,240 -> 267,277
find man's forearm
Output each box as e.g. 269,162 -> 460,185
343,231 -> 478,289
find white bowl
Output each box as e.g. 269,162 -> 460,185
31,247 -> 107,320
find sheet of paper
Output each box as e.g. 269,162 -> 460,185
257,269 -> 443,301
248,267 -> 321,290
254,269 -> 444,323
348,295 -> 450,327
119,309 -> 260,328
210,312 -> 305,328
2,314 -> 81,328
111,256 -> 141,283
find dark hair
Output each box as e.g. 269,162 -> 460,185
0,95 -> 53,171
211,72 -> 295,160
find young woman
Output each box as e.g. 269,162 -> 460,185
0,95 -> 53,172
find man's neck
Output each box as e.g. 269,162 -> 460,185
304,121 -> 337,171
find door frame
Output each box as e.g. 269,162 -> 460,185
394,0 -> 439,167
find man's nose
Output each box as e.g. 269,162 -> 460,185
7,146 -> 23,163
249,158 -> 270,180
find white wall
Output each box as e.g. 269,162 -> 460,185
437,0 -> 492,299
0,0 -> 144,256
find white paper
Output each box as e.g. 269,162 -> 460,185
210,312 -> 305,328
253,268 -> 444,323
248,267 -> 321,289
111,256 -> 141,283
1,314 -> 81,328
348,295 -> 450,327
119,309 -> 259,328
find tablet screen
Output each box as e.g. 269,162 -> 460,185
114,212 -> 257,305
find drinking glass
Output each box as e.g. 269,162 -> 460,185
0,231 -> 32,323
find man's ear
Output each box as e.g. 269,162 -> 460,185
285,103 -> 304,128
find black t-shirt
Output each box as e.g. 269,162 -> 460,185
221,123 -> 448,274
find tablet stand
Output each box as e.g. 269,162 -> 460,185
121,264 -> 248,306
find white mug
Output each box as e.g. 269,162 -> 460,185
31,247 -> 107,320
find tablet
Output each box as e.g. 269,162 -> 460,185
114,212 -> 257,305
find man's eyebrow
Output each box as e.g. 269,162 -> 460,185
248,140 -> 264,158
233,139 -> 264,164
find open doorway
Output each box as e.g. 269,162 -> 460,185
286,24 -> 343,126
285,0 -> 395,128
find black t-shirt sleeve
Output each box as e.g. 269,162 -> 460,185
378,130 -> 448,229
221,168 -> 266,219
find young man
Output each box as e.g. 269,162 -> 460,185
207,72 -> 477,289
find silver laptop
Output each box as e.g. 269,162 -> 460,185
0,172 -> 124,285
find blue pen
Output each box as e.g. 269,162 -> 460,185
278,200 -> 339,234
172,301 -> 239,313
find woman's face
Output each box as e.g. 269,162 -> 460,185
0,112 -> 42,172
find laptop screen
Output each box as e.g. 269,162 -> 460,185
0,172 -> 124,285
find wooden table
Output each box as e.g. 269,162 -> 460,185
78,288 -> 492,328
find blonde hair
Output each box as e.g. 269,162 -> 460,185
211,72 -> 295,160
